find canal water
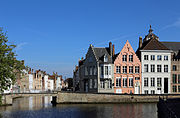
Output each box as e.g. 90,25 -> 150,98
0,96 -> 157,118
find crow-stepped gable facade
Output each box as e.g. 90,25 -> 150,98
114,40 -> 141,94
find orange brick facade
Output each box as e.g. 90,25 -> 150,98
114,41 -> 141,94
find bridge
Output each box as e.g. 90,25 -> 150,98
1,93 -> 57,105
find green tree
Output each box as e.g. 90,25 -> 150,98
0,28 -> 25,93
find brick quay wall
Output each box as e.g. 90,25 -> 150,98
57,92 -> 180,104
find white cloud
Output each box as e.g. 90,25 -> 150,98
16,42 -> 28,51
161,18 -> 180,30
95,34 -> 134,47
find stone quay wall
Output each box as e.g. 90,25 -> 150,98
57,92 -> 180,104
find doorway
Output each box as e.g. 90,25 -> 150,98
164,78 -> 168,93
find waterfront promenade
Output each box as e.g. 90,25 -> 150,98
56,92 -> 180,104
2,92 -> 180,106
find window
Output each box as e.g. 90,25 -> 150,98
108,66 -> 111,75
105,66 -> 108,75
173,85 -> 177,92
107,80 -> 112,88
85,67 -> 88,75
94,79 -> 97,88
129,66 -> 133,73
116,66 -> 121,73
157,88 -> 161,91
135,77 -> 140,80
151,65 -> 155,72
101,66 -> 104,75
151,55 -> 155,60
173,65 -> 177,71
151,90 -> 155,94
89,57 -> 93,62
135,66 -> 139,73
173,74 -> 177,84
144,90 -> 148,94
90,79 -> 92,89
151,78 -> 155,87
157,65 -> 162,72
123,78 -> 127,87
157,78 -> 162,87
100,81 -> 105,88
93,66 -> 97,75
122,55 -> 127,62
123,66 -> 127,73
104,55 -> 108,62
144,64 -> 148,72
157,55 -> 162,60
144,78 -> 148,87
178,86 -> 180,92
178,75 -> 180,84
144,55 -> 148,60
164,56 -> 168,61
164,65 -> 168,73
116,77 -> 121,87
129,55 -> 133,62
129,78 -> 133,87
90,66 -> 92,75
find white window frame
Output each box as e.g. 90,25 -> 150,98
129,78 -> 133,87
144,55 -> 148,60
116,77 -> 121,87
164,65 -> 168,73
100,81 -> 105,89
129,66 -> 133,74
129,55 -> 133,62
135,66 -> 139,73
151,55 -> 155,60
122,55 -> 127,62
157,65 -> 162,72
89,79 -> 92,89
116,66 -> 121,73
157,78 -> 162,87
151,64 -> 155,72
144,77 -> 148,87
144,64 -> 148,72
157,55 -> 162,60
151,77 -> 155,87
90,66 -> 92,75
123,66 -> 127,73
164,55 -> 168,61
94,79 -> 97,88
123,78 -> 127,87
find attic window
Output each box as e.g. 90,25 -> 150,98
104,55 -> 108,62
89,57 -> 93,62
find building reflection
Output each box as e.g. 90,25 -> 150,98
12,96 -> 52,111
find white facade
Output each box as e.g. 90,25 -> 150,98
29,74 -> 33,91
44,75 -> 49,91
48,79 -> 54,91
141,50 -> 171,94
56,77 -> 61,90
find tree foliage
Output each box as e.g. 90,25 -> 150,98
0,28 -> 25,92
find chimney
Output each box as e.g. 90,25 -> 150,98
112,44 -> 115,56
139,36 -> 142,48
21,60 -> 24,65
109,42 -> 112,56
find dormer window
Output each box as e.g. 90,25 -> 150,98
104,54 -> 108,62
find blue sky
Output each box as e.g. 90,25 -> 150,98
1,0 -> 180,78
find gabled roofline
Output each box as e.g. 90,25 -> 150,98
90,45 -> 99,62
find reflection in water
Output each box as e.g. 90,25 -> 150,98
0,96 -> 157,118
